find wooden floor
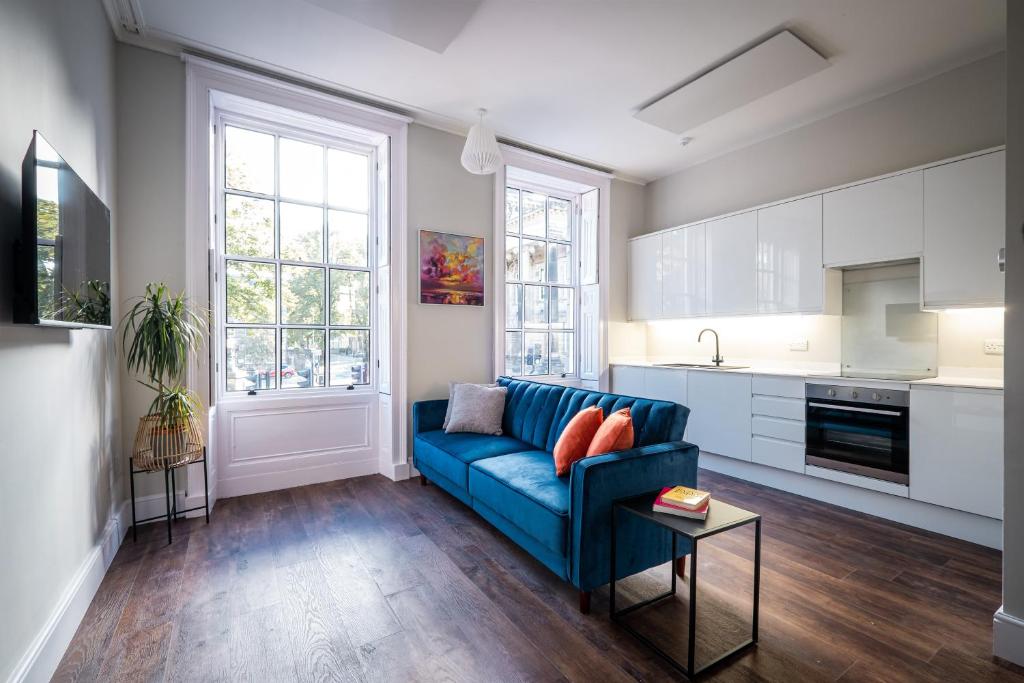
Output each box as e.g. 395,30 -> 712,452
53,469 -> 1023,682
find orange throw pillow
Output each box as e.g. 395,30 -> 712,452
553,406 -> 604,476
586,408 -> 635,457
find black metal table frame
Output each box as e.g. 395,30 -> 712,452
609,501 -> 762,679
129,448 -> 210,544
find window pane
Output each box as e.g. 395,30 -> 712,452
225,126 -> 274,195
524,332 -> 548,376
505,188 -> 520,234
327,148 -> 368,211
505,331 -> 523,376
522,239 -> 546,282
524,285 -> 547,328
547,242 -> 572,284
225,194 -> 274,258
330,329 -> 370,386
550,332 -> 574,376
226,328 -> 276,391
548,197 -> 571,241
330,269 -> 369,326
522,191 -> 545,236
282,328 -> 325,389
226,260 -> 276,324
328,210 -> 368,266
505,235 -> 520,281
281,265 -> 325,324
280,202 -> 324,262
505,283 -> 522,329
279,138 -> 324,203
551,287 -> 574,329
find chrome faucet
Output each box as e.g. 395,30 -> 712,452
698,328 -> 724,366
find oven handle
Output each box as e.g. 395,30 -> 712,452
807,402 -> 903,417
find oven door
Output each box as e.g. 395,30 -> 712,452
805,398 -> 909,484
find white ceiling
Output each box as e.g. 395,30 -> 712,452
125,0 -> 1006,182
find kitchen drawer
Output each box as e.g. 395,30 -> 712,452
751,436 -> 805,473
751,395 -> 805,421
751,375 -> 805,399
752,415 -> 805,442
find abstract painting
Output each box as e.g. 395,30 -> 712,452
419,230 -> 485,306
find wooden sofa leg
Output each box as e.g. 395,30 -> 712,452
676,555 -> 687,578
419,475 -> 428,486
579,590 -> 592,614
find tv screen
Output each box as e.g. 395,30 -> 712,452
15,131 -> 112,328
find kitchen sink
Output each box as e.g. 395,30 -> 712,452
653,363 -> 749,370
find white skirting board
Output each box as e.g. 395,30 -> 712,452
994,607 -> 1024,667
699,452 -> 1002,549
8,501 -> 129,683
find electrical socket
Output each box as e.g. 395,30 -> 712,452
788,339 -> 809,352
984,339 -> 1004,355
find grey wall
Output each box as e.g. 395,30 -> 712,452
1002,2 -> 1024,663
115,44 -> 188,498
644,53 -> 1006,232
0,0 -> 119,679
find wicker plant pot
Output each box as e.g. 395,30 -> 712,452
132,413 -> 205,472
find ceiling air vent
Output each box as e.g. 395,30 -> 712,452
109,0 -> 145,35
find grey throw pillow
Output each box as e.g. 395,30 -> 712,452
443,382 -> 497,429
445,384 -> 508,435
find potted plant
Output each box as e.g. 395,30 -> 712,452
121,283 -> 208,471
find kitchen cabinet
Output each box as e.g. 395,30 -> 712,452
823,171 -> 923,266
686,371 -> 752,460
610,365 -> 687,405
922,150 -> 1005,308
750,375 -> 805,473
706,211 -> 757,315
757,196 -> 824,313
628,235 -> 662,320
662,224 -> 706,317
610,365 -> 645,396
909,385 -> 1003,519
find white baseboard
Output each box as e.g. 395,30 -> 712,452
995,607 -> 1024,667
8,504 -> 127,683
379,461 -> 412,481
217,456 -> 379,498
700,453 -> 1003,549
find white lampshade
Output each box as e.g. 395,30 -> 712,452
460,108 -> 503,175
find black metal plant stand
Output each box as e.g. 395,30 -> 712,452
129,447 -> 210,544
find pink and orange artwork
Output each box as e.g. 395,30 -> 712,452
419,230 -> 485,306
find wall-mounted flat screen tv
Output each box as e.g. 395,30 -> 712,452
14,131 -> 112,328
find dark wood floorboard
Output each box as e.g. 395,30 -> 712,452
53,469 -> 1024,682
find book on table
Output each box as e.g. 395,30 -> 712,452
653,486 -> 711,520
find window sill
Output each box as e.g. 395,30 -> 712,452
216,387 -> 377,410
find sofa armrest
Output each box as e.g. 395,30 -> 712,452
568,441 -> 700,592
412,399 -> 448,435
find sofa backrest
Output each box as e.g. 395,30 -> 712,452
496,377 -> 690,452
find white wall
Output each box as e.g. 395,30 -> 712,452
644,53 -> 1006,232
0,0 -> 120,680
999,0 -> 1024,666
608,179 -> 648,359
115,44 -> 189,498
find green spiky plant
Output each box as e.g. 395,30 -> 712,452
120,283 -> 208,427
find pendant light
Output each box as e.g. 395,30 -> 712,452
460,108 -> 503,175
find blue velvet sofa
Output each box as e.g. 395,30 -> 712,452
412,377 -> 699,612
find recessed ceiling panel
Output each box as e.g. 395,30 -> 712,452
304,0 -> 482,52
635,30 -> 830,135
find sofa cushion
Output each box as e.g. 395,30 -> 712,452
468,450 -> 570,555
498,380 -> 567,450
414,430 -> 533,491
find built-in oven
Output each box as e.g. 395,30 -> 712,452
805,384 -> 910,485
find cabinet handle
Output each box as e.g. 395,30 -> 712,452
998,247 -> 1006,273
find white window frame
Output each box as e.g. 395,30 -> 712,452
212,108 -> 378,399
493,146 -> 612,389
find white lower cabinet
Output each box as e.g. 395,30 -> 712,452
610,365 -> 646,397
909,385 -> 1003,519
686,371 -> 752,460
643,367 -> 688,403
750,375 -> 806,473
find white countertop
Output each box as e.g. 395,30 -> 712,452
609,358 -> 1003,390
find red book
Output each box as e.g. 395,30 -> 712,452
653,488 -> 710,519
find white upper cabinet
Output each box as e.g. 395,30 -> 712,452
922,151 -> 1006,308
662,224 -> 706,317
628,234 -> 662,320
756,195 -> 823,314
706,211 -> 757,315
823,171 -> 923,267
